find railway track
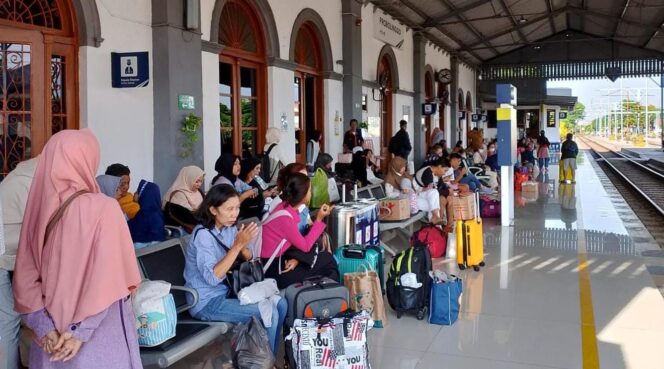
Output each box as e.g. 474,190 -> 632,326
579,136 -> 664,247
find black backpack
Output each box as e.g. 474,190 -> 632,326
259,143 -> 278,182
386,244 -> 432,320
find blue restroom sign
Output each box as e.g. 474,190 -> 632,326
111,52 -> 149,88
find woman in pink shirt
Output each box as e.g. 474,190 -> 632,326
260,173 -> 338,289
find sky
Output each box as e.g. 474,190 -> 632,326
547,77 -> 663,123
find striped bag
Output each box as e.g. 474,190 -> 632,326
132,280 -> 177,347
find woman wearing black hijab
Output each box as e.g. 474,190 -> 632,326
212,153 -> 257,203
238,157 -> 277,219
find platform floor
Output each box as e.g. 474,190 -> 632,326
370,150 -> 664,369
162,150 -> 664,369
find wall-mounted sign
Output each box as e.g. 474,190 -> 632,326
547,109 -> 556,128
111,52 -> 149,88
178,95 -> 195,110
471,113 -> 481,122
422,103 -> 437,116
458,111 -> 466,120
559,111 -> 568,119
373,9 -> 405,49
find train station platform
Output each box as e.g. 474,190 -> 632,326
162,149 -> 664,369
369,149 -> 664,369
621,148 -> 664,172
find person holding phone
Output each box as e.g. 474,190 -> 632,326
260,173 -> 339,289
184,184 -> 286,355
239,157 -> 277,219
212,154 -> 258,204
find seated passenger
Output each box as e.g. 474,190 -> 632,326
212,154 -> 258,204
412,158 -> 450,225
239,157 -> 277,220
260,173 -> 339,290
314,152 -> 334,178
266,163 -> 311,233
484,142 -> 500,172
521,141 -> 536,167
128,180 -> 166,248
96,175 -> 122,200
162,166 -> 205,233
183,184 -> 287,355
105,163 -> 140,219
364,149 -> 383,185
450,153 -> 488,193
384,156 -> 413,197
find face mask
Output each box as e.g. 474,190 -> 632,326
489,148 -> 496,152
479,149 -> 484,154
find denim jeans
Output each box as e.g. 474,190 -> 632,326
0,269 -> 20,369
460,175 -> 482,192
194,294 -> 287,355
538,157 -> 550,169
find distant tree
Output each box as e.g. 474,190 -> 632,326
562,102 -> 586,132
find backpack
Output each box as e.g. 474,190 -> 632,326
259,143 -> 279,183
385,244 -> 432,319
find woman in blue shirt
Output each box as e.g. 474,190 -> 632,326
183,184 -> 287,355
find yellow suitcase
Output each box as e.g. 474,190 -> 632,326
456,193 -> 485,271
559,163 -> 574,183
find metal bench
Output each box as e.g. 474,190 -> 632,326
135,239 -> 230,368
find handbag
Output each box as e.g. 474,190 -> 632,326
207,230 -> 264,298
132,280 -> 177,347
327,178 -> 340,203
164,190 -> 200,234
343,264 -> 388,328
429,275 -> 463,326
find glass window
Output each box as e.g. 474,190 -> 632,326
240,67 -> 256,97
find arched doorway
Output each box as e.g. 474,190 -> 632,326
292,22 -> 323,164
466,91 -> 473,131
424,68 -> 433,147
0,0 -> 78,176
217,0 -> 267,157
378,55 -> 394,148
457,89 -> 465,144
437,81 -> 448,145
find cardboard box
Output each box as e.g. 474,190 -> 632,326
379,196 -> 410,221
451,194 -> 476,220
521,181 -> 539,194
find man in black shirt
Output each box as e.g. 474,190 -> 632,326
560,133 -> 579,184
388,120 -> 412,159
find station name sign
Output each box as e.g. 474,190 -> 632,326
373,10 -> 405,49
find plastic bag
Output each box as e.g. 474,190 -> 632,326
231,317 -> 274,369
310,168 -> 330,209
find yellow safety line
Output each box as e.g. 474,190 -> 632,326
578,251 -> 600,368
575,150 -> 600,368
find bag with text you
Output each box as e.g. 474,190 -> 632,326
286,311 -> 373,369
132,280 -> 177,347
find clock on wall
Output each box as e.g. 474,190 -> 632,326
436,68 -> 453,84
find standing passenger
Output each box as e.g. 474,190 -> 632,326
12,129 -> 142,368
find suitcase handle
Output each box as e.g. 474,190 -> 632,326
343,248 -> 367,259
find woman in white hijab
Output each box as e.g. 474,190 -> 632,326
263,127 -> 289,185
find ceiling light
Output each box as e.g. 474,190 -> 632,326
518,16 -> 527,24
534,45 -> 541,50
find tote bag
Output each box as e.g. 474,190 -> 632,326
429,276 -> 463,326
133,280 -> 177,347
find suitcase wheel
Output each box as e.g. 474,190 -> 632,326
473,265 -> 480,272
416,307 -> 428,321
458,264 -> 466,270
479,261 -> 486,267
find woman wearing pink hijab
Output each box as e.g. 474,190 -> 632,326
12,129 -> 142,368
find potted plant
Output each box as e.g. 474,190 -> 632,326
180,113 -> 202,158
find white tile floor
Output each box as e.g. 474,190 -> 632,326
368,151 -> 664,369
166,151 -> 664,369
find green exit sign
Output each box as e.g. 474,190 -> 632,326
178,94 -> 195,110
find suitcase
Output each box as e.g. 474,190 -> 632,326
283,276 -> 350,327
335,244 -> 385,293
559,163 -> 574,183
326,190 -> 380,250
456,193 -> 485,271
386,244 -> 432,320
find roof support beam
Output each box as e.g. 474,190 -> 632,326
642,15 -> 664,48
613,0 -> 631,39
572,6 -> 664,35
463,7 -> 566,50
394,0 -> 482,64
545,0 -> 556,34
438,0 -> 500,56
422,0 -> 488,28
497,0 -> 528,45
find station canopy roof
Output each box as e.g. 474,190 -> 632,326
374,0 -> 664,80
